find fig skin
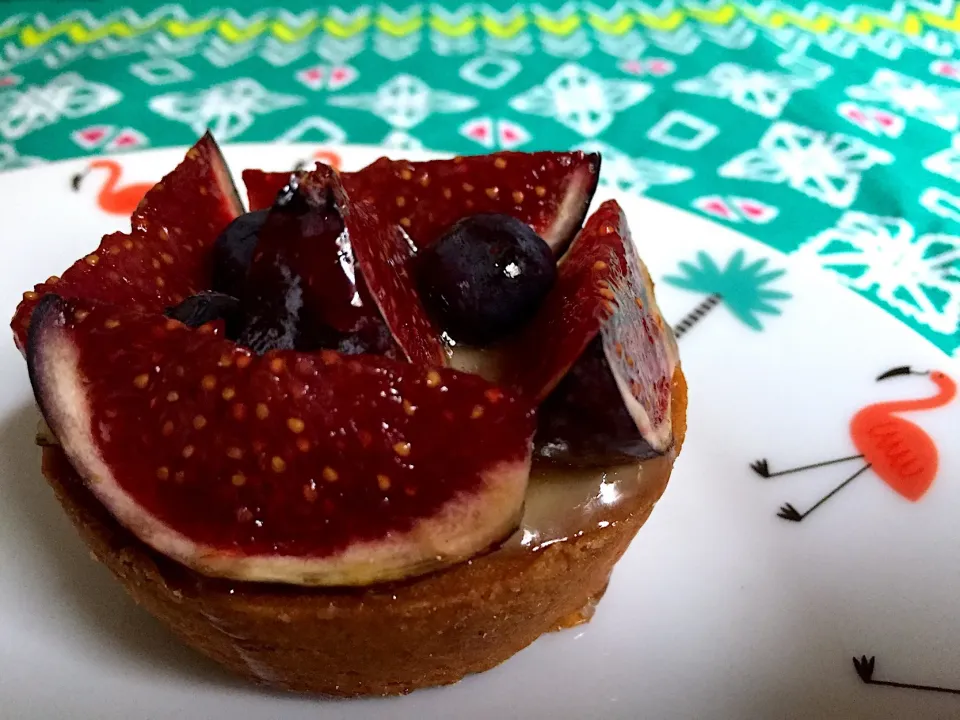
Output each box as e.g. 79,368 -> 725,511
28,295 -> 535,587
536,337 -> 660,466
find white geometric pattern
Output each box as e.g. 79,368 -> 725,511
646,110 -> 718,151
202,38 -> 255,68
692,195 -> 779,224
0,72 -> 121,141
596,30 -> 647,60
509,63 -> 651,138
430,5 -> 478,58
104,127 -> 148,152
541,32 -> 592,59
799,212 -> 960,335
381,130 -> 425,151
328,74 -> 477,129
577,140 -> 693,196
846,68 -> 960,131
486,34 -> 534,55
0,6 -> 959,80
277,116 -> 347,144
374,35 -> 420,61
432,32 -> 478,56
459,55 -> 521,90
316,35 -> 364,64
836,101 -> 905,138
129,58 -> 193,86
719,121 -> 893,208
648,26 -> 700,55
89,37 -> 142,61
701,20 -> 757,50
460,117 -> 496,149
923,134 -> 960,182
294,65 -> 358,92
143,34 -> 202,59
150,78 -> 303,142
459,117 -> 531,149
775,46 -> 835,82
910,0 -> 956,15
70,124 -> 115,150
675,63 -> 814,119
373,6 -> 421,60
260,38 -> 309,67
920,187 -> 960,223
0,143 -> 43,170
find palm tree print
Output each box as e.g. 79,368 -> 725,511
664,250 -> 792,338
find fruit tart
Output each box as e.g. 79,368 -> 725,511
13,134 -> 686,696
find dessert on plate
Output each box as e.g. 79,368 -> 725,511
13,134 -> 686,696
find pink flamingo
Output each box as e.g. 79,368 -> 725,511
752,366 -> 957,522
71,160 -> 152,216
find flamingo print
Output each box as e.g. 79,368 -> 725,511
752,366 -> 957,522
71,160 -> 152,216
853,655 -> 960,697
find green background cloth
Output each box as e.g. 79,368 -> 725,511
1,1 -> 958,356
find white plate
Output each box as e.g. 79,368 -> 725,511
0,144 -> 958,720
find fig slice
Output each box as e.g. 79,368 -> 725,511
330,180 -> 448,368
238,169 -> 397,356
12,132 -> 243,352
507,200 -> 678,458
242,169 -> 298,213
242,150 -> 601,254
28,296 -> 534,587
241,166 -> 446,364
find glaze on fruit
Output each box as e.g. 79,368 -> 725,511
333,175 -> 448,367
165,292 -> 243,338
242,151 -> 600,254
12,132 -> 244,352
506,200 -> 678,458
210,209 -> 268,299
417,213 -> 556,345
238,167 -> 397,356
28,296 -> 535,586
14,136 -> 681,588
535,337 -> 660,465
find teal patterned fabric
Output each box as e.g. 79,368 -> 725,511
0,1 -> 958,355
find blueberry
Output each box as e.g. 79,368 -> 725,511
416,213 -> 556,345
211,209 -> 269,299
165,292 -> 243,338
229,174 -> 395,356
273,173 -> 309,213
236,258 -> 302,354
303,315 -> 402,358
238,268 -> 397,356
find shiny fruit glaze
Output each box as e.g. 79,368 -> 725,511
242,150 -> 600,254
237,171 -> 396,356
165,292 -> 243,338
535,336 -> 662,464
210,209 -> 268,299
336,187 -> 447,367
30,297 -> 535,559
416,213 -> 556,346
17,136 -> 684,590
12,132 -> 243,351
505,200 -> 677,456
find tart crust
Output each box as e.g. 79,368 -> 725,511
38,369 -> 686,697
